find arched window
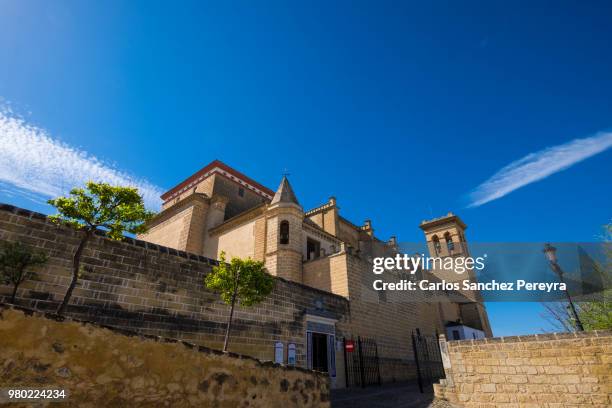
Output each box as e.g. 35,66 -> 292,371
445,232 -> 454,252
432,235 -> 441,255
279,220 -> 289,245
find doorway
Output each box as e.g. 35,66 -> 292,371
311,332 -> 329,372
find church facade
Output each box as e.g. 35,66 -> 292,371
138,160 -> 492,387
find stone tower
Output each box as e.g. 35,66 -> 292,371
265,176 -> 304,283
419,212 -> 470,295
420,213 -> 493,337
420,212 -> 468,258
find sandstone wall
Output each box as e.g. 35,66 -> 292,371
214,218 -> 256,260
434,331 -> 612,407
0,305 -> 329,407
340,253 -> 444,383
302,253 -> 349,297
212,174 -> 267,219
0,204 -> 349,371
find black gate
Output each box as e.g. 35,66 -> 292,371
411,331 -> 445,393
343,336 -> 381,388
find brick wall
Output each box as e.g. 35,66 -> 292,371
0,204 -> 349,370
0,305 -> 330,407
435,331 -> 612,407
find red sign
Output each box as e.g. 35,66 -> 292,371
345,340 -> 355,352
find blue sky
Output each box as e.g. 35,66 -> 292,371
1,1 -> 611,336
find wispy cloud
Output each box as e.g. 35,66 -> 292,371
0,106 -> 163,210
467,131 -> 612,207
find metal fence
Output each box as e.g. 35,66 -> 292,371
342,336 -> 381,388
411,331 -> 445,393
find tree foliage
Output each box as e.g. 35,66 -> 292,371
0,241 -> 48,303
580,222 -> 612,330
48,181 -> 155,315
48,182 -> 154,239
205,252 -> 275,351
205,253 -> 275,306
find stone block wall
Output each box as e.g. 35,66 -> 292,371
302,253 -> 349,297
0,305 -> 329,407
0,204 -> 349,370
253,217 -> 267,261
141,194 -> 209,253
0,203 -> 486,389
338,252 -> 444,383
434,331 -> 612,407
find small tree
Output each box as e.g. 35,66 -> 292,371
48,182 -> 154,316
581,222 -> 612,330
0,241 -> 47,303
205,252 -> 275,352
540,301 -> 578,332
541,222 -> 612,331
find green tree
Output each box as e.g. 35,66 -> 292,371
580,222 -> 612,330
48,182 -> 154,316
205,252 -> 275,352
0,241 -> 47,303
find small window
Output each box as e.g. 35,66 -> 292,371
432,235 -> 441,255
238,187 -> 245,197
452,330 -> 461,340
279,221 -> 289,245
445,232 -> 454,252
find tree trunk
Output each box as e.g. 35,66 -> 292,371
222,291 -> 237,352
10,281 -> 20,304
56,229 -> 92,316
222,266 -> 241,352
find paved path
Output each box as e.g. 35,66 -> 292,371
331,382 -> 453,408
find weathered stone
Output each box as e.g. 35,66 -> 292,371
52,342 -> 65,353
56,367 -> 71,378
434,331 -> 612,407
0,306 -> 330,407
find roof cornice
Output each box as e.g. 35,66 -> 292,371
419,213 -> 467,231
161,160 -> 274,203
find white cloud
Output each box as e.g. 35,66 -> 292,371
467,131 -> 612,207
0,107 -> 163,210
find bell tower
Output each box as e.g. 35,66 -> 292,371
420,212 -> 468,258
265,176 -> 304,283
420,212 -> 493,337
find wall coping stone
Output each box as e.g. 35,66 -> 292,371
445,329 -> 612,346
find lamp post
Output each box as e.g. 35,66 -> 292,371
543,243 -> 584,332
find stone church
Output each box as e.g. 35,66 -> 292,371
138,159 -> 492,387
